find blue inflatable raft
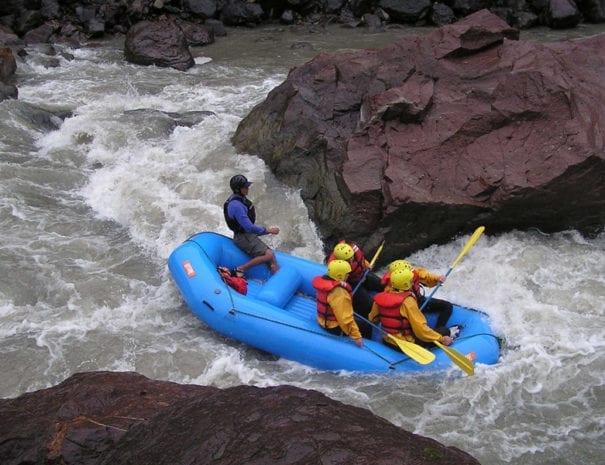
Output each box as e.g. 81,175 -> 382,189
168,231 -> 501,374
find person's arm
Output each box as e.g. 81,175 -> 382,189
368,302 -> 379,324
415,267 -> 444,288
228,200 -> 267,235
328,287 -> 363,345
402,296 -> 448,343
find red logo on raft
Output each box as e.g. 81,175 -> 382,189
183,260 -> 196,278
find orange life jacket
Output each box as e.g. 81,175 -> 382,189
373,290 -> 414,335
312,275 -> 352,327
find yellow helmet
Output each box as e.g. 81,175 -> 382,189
327,260 -> 352,281
389,259 -> 412,272
390,268 -> 414,291
333,243 -> 354,261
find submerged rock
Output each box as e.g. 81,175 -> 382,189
0,371 -> 480,465
232,9 -> 605,261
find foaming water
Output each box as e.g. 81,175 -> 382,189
1,26 -> 604,465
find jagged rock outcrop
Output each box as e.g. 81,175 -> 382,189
0,371 -> 481,465
232,9 -> 605,262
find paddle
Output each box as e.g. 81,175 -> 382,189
419,226 -> 485,311
351,240 -> 384,295
348,241 -> 435,365
434,340 -> 475,376
418,226 -> 485,376
356,312 -> 436,365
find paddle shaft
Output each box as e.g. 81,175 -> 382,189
351,241 -> 384,296
343,241 -> 434,364
354,311 -> 435,365
419,226 -> 485,311
419,226 -> 484,375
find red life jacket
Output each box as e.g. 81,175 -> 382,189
327,241 -> 366,284
373,290 -> 414,335
411,269 -> 422,296
380,270 -> 391,288
312,275 -> 352,327
217,267 -> 248,295
380,269 -> 422,296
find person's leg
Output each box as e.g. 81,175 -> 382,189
233,234 -> 279,274
418,296 -> 453,329
356,319 -> 373,339
351,290 -> 373,337
352,287 -> 373,319
240,248 -> 277,273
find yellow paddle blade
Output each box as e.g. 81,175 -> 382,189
434,340 -> 475,376
387,335 -> 436,365
450,226 -> 485,270
369,241 -> 385,269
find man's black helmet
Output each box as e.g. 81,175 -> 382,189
230,174 -> 252,192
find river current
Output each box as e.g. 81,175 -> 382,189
1,22 -> 604,465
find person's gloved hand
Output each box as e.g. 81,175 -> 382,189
448,325 -> 461,339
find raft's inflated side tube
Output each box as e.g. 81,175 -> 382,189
256,266 -> 302,308
168,232 -> 501,374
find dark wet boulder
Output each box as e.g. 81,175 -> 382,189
0,46 -> 17,101
577,0 -> 605,22
0,371 -> 481,465
0,24 -> 24,47
431,2 -> 457,25
0,81 -> 18,101
204,18 -> 228,36
183,0 -> 217,19
10,101 -> 67,130
232,9 -> 605,261
362,13 -> 386,32
119,108 -> 216,139
23,22 -> 56,45
0,46 -> 16,80
178,19 -> 215,46
124,19 -> 194,71
449,0 -> 491,16
542,0 -> 583,28
514,10 -> 540,28
379,0 -> 433,23
220,0 -> 264,26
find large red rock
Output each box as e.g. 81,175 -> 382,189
124,19 -> 194,71
232,9 -> 605,261
0,371 -> 480,465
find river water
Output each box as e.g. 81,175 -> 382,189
1,22 -> 604,465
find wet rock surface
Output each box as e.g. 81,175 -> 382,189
0,371 -> 481,465
232,10 -> 605,261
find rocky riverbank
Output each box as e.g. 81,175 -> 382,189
0,371 -> 481,465
1,0 -> 605,97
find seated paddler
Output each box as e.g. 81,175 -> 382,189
312,259 -> 367,347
